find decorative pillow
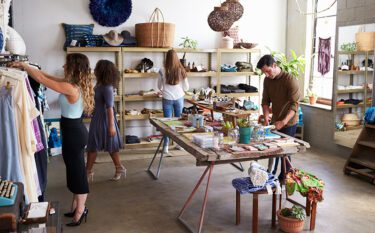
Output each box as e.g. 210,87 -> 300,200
83,34 -> 104,47
62,23 -> 94,49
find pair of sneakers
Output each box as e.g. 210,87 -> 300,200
162,145 -> 185,154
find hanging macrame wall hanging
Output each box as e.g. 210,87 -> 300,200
89,0 -> 132,27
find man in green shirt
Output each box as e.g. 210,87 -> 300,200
257,54 -> 300,181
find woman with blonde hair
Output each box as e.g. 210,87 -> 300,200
158,49 -> 189,153
11,53 -> 94,227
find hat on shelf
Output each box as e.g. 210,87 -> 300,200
103,30 -> 124,46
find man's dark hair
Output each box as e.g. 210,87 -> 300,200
256,55 -> 276,69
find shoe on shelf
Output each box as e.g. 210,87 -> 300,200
87,170 -> 94,183
66,207 -> 88,227
110,165 -> 126,181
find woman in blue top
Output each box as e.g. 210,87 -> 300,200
11,53 -> 94,227
86,60 -> 124,181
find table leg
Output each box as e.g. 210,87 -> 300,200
252,193 -> 259,233
236,190 -> 240,225
310,201 -> 317,231
272,192 -> 276,228
178,162 -> 215,233
230,162 -> 244,172
146,138 -> 165,180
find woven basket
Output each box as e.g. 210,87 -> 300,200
355,32 -> 375,51
222,0 -> 244,21
135,8 -> 175,48
208,6 -> 235,32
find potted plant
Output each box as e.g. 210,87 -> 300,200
221,121 -> 234,136
340,42 -> 357,68
306,88 -> 318,105
237,118 -> 253,144
179,36 -> 198,67
269,49 -> 305,79
277,205 -> 306,233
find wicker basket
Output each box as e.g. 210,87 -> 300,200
355,32 -> 375,51
207,6 -> 235,32
135,8 -> 175,48
221,0 -> 244,21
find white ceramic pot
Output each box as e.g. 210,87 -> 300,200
221,36 -> 234,49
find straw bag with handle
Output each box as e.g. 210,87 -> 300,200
355,26 -> 375,51
135,8 -> 175,48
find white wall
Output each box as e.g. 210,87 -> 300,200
13,0 -> 287,137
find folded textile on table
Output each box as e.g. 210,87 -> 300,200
232,173 -> 277,194
248,161 -> 269,186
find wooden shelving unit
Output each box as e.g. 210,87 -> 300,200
344,124 -> 375,184
68,47 -> 261,150
334,50 -> 374,136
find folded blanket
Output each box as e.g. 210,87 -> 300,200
248,162 -> 269,186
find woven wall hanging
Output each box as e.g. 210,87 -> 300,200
207,6 -> 235,32
222,0 -> 243,21
89,0 -> 132,27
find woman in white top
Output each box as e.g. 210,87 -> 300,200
158,49 -> 189,153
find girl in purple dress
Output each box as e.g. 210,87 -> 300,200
86,60 -> 124,181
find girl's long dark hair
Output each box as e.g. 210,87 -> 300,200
164,49 -> 187,85
94,60 -> 120,87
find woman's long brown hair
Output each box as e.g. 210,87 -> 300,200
164,49 -> 187,85
64,53 -> 94,115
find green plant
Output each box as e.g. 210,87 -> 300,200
280,205 -> 306,221
222,121 -> 234,130
237,118 -> 251,128
340,42 -> 357,52
269,49 -> 305,79
179,36 -> 198,59
306,88 -> 317,98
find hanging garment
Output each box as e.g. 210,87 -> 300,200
0,68 -> 41,203
318,37 -> 331,76
0,87 -> 25,184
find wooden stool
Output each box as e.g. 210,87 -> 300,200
232,177 -> 279,233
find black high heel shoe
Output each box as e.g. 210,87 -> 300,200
63,209 -> 76,218
66,207 -> 88,227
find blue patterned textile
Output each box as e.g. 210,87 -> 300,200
232,174 -> 276,195
89,0 -> 132,27
62,23 -> 94,49
83,34 -> 104,47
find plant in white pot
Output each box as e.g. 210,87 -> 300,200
278,205 -> 306,233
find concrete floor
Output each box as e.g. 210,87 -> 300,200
45,148 -> 375,233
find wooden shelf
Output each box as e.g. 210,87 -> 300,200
217,48 -> 261,53
366,124 -> 375,129
122,47 -> 169,52
219,71 -> 256,77
337,89 -> 365,94
336,102 -> 372,109
338,50 -> 374,55
124,95 -> 161,102
349,157 -> 375,170
357,140 -> 375,149
174,48 -> 216,53
124,113 -> 163,121
114,95 -> 121,102
217,92 -> 259,98
337,70 -> 367,75
123,72 -> 159,78
187,72 -> 217,77
67,47 -> 121,52
125,139 -> 161,149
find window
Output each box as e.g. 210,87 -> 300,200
305,0 -> 337,100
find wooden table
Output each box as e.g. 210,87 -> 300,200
186,99 -> 257,126
147,118 -> 310,233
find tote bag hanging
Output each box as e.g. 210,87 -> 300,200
135,8 -> 175,48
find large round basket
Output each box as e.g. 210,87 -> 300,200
355,32 -> 375,51
277,210 -> 304,233
222,0 -> 244,21
207,6 -> 235,32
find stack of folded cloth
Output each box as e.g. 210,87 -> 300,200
125,135 -> 140,144
238,83 -> 258,93
235,61 -> 253,72
248,162 -> 269,186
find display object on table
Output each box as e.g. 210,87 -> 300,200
237,118 -> 253,144
135,8 -> 175,48
0,179 -> 17,207
188,114 -> 204,128
234,40 -> 258,49
224,26 -> 240,43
